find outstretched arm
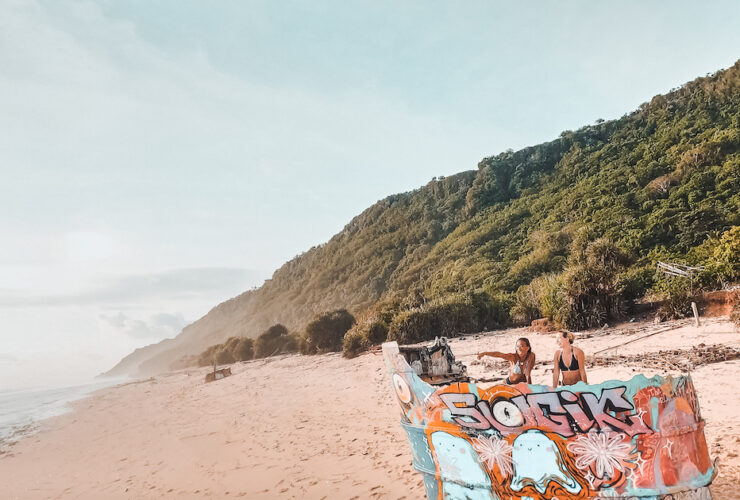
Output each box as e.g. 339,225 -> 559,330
477,351 -> 514,362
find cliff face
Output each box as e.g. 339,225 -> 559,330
106,60 -> 740,377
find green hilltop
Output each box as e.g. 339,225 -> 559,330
107,60 -> 740,375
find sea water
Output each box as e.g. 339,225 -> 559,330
0,379 -> 123,444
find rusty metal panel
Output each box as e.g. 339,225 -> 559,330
383,341 -> 715,499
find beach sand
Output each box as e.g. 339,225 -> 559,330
2,317 -> 739,499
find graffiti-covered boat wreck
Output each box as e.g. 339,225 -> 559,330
382,339 -> 715,499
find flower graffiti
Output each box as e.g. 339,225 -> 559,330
567,430 -> 636,480
472,435 -> 513,476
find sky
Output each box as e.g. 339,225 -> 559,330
1,0 -> 739,390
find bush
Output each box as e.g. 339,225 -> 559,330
283,333 -> 302,354
511,274 -> 563,323
304,309 -> 356,354
387,292 -> 510,345
617,265 -> 656,302
216,348 -> 235,365
533,274 -> 565,320
340,302 -> 395,358
254,324 -> 294,358
510,273 -> 566,325
342,328 -> 370,358
511,284 -> 541,324
366,321 -> 389,345
197,344 -> 220,366
704,226 -> 740,286
231,337 -> 254,361
196,336 -> 254,366
387,308 -> 440,344
652,277 -> 693,319
553,238 -> 629,330
472,291 -> 512,330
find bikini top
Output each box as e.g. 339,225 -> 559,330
512,352 -> 532,374
558,351 -> 579,371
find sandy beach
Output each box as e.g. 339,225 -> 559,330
2,317 -> 739,499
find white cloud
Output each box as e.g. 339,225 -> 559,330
99,311 -> 187,339
0,267 -> 259,308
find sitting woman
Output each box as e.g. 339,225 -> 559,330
552,331 -> 588,386
477,338 -> 535,384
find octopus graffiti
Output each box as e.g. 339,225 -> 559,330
382,341 -> 715,499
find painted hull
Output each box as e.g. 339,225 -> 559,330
382,341 -> 715,499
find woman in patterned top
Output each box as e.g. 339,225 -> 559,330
477,337 -> 535,384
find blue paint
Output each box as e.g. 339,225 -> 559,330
510,430 -> 581,495
431,431 -> 494,500
401,422 -> 436,474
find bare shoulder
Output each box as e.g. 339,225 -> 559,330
553,349 -> 562,359
574,346 -> 586,357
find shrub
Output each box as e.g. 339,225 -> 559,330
387,292 -> 510,345
197,344 -> 220,366
533,274 -> 565,320
366,321 -> 389,345
254,324 -> 293,358
510,273 -> 565,325
282,333 -> 302,354
231,337 -> 254,361
471,291 -> 512,330
340,302 -> 395,358
553,238 -> 629,330
704,226 -> 740,286
511,284 -> 541,324
387,308 -> 439,345
196,336 -> 254,367
652,277 -> 693,319
617,265 -> 656,302
216,348 -> 235,365
304,309 -> 356,354
342,328 -> 370,358
432,300 -> 480,336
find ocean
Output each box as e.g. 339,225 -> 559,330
0,379 -> 123,445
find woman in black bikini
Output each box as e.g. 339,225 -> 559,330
477,338 -> 535,385
552,331 -> 588,386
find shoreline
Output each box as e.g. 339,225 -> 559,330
0,378 -> 128,453
2,317 -> 739,498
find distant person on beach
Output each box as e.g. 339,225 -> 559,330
552,331 -> 588,386
477,338 -> 535,384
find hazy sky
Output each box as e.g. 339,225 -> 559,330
2,0 -> 739,390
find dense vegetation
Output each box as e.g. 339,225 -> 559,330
193,309 -> 357,366
302,309 -> 355,354
170,60 -> 740,369
196,336 -> 254,366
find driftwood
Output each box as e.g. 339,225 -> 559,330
592,323 -> 682,355
205,367 -> 231,383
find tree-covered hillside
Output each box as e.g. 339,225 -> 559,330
106,60 -> 740,376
